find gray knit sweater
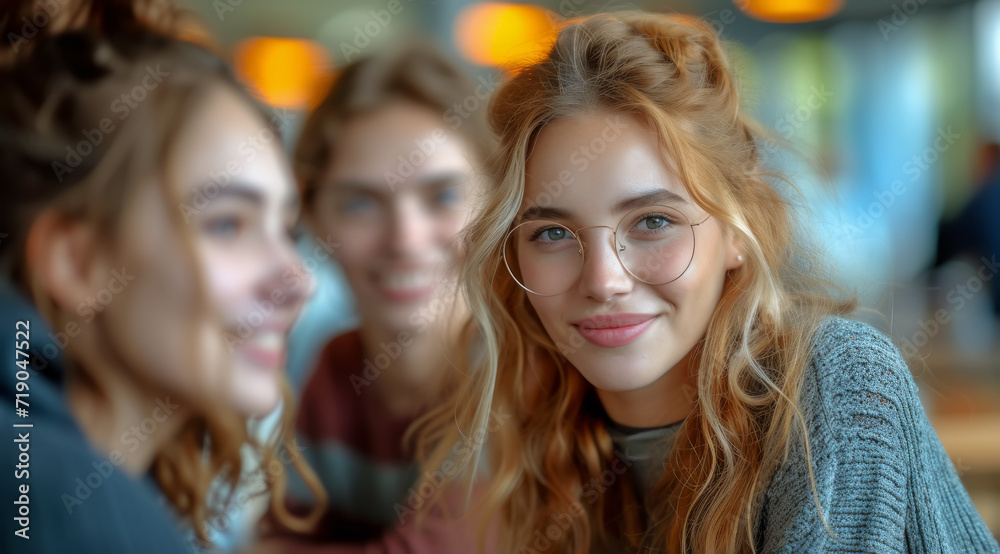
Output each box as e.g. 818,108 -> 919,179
607,317 -> 1000,553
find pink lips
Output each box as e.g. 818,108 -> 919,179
235,320 -> 294,371
571,313 -> 657,348
242,344 -> 285,369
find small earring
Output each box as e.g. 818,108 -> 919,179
737,255 -> 744,262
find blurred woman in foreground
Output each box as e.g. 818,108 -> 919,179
0,8 -> 323,552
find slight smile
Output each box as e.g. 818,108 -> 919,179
571,313 -> 658,348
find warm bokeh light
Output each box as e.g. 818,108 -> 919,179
233,37 -> 333,110
454,2 -> 556,68
737,0 -> 843,23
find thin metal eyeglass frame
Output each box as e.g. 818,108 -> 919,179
502,205 -> 711,297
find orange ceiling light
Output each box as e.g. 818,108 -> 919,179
234,37 -> 333,110
737,0 -> 843,23
454,2 -> 556,68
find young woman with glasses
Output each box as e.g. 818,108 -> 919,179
413,11 -> 1000,554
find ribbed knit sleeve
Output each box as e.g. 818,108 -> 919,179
758,318 -> 999,553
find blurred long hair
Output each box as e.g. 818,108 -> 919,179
0,11 -> 325,546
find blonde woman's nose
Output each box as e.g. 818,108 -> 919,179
576,227 -> 633,302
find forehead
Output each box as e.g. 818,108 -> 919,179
171,86 -> 291,199
326,103 -> 474,186
523,112 -> 689,212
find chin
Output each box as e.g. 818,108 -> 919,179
232,377 -> 282,418
575,363 -> 663,393
238,395 -> 282,418
566,346 -> 671,392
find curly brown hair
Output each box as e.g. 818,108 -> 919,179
0,13 -> 325,547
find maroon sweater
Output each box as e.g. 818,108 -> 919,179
263,331 -> 494,554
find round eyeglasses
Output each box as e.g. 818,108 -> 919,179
502,205 -> 710,296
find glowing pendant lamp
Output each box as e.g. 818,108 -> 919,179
737,0 -> 844,23
454,2 -> 556,68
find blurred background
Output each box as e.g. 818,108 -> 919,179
171,0 -> 1000,544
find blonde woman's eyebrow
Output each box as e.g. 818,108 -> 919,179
613,189 -> 687,213
519,205 -> 572,223
519,189 -> 687,223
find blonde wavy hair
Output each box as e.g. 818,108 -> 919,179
413,11 -> 857,554
0,21 -> 325,546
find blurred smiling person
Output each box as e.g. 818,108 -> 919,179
256,39 -> 497,554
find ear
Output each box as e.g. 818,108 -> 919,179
723,227 -> 745,271
25,212 -> 110,316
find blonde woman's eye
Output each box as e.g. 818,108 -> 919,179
635,214 -> 673,231
529,226 -> 571,242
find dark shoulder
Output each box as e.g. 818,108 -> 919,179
0,412 -> 191,552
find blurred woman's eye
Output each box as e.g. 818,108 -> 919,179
340,195 -> 376,214
430,186 -> 462,210
203,215 -> 245,239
